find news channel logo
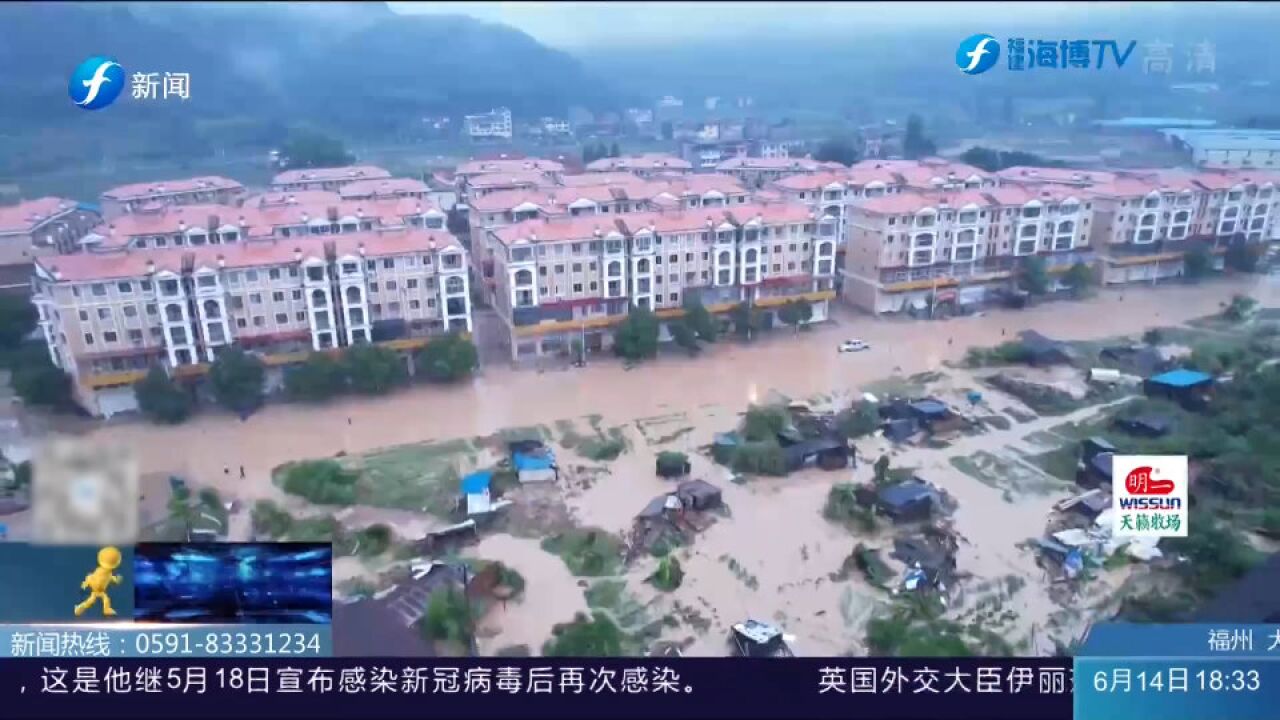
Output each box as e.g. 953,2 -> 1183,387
68,56 -> 125,110
1112,454 -> 1188,538
956,34 -> 1000,75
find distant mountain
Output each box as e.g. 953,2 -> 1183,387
0,1 -> 615,174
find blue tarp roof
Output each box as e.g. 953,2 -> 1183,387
1149,368 -> 1213,388
513,451 -> 555,471
461,470 -> 491,494
877,480 -> 935,508
909,400 -> 949,416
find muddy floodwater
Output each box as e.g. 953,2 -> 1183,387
79,278 -> 1275,654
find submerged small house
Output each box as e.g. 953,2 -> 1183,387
1144,369 -> 1214,409
509,440 -> 558,484
1019,330 -> 1075,366
461,471 -> 492,515
875,478 -> 939,523
781,435 -> 850,472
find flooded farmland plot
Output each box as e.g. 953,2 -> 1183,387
62,278 -> 1274,656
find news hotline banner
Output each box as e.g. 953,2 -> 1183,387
0,658 -> 1070,720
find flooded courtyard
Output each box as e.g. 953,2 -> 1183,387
46,278 -> 1280,654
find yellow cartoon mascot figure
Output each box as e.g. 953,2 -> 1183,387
75,546 -> 123,617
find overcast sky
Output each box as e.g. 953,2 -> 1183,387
389,1 -> 1172,50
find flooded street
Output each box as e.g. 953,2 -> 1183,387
71,277 -> 1274,654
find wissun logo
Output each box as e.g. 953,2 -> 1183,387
69,56 -> 125,110
956,33 -> 1000,75
1113,454 -> 1188,538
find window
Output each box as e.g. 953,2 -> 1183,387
117,281 -> 132,294
97,307 -> 111,320
410,300 -> 420,310
250,293 -> 262,304
253,316 -> 265,327
366,260 -> 376,271
385,280 -> 397,291
269,269 -> 281,280
370,282 -> 379,292
141,280 -> 152,292
245,270 -> 258,282
83,333 -> 94,345
275,313 -> 288,324
383,259 -> 395,270
78,310 -> 89,321
91,283 -> 106,296
103,331 -> 117,343
272,291 -> 285,303
236,318 -> 247,329
296,312 -> 306,322
128,329 -> 142,343
123,306 -> 137,318
146,303 -> 157,315
573,282 -> 584,294
389,302 -> 401,313
292,290 -> 302,301
572,263 -> 582,272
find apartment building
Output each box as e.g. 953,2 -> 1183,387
93,195 -> 447,251
339,178 -> 431,201
0,198 -> 102,292
585,153 -> 693,178
1086,169 -> 1279,284
454,158 -> 565,203
465,174 -> 751,304
842,185 -> 1097,314
31,228 -> 471,418
99,177 -> 245,219
465,108 -> 513,140
716,156 -> 826,189
270,166 -> 392,193
486,203 -> 838,360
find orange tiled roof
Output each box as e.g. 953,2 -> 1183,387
0,197 -> 83,234
100,176 -> 243,201
271,165 -> 391,185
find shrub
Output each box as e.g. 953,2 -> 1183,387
250,500 -> 294,538
415,333 -> 479,383
134,366 -> 193,423
837,402 -> 880,439
741,405 -> 789,442
279,460 -> 359,505
656,451 -> 691,478
542,612 -> 625,657
420,588 -> 472,647
649,556 -> 684,591
285,352 -> 346,402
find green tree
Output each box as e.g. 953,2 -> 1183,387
207,345 -> 265,415
134,366 -> 193,424
1224,240 -> 1263,273
649,555 -> 684,591
958,146 -> 1063,172
1063,261 -> 1096,298
342,344 -> 406,395
1142,328 -> 1164,345
12,359 -> 73,410
415,333 -> 479,383
0,295 -> 37,349
903,114 -> 937,160
285,352 -> 347,402
730,301 -> 761,340
681,297 -> 717,342
777,300 -> 813,334
742,405 -> 790,442
814,137 -> 859,166
1017,256 -> 1049,296
420,587 -> 473,647
837,401 -> 880,439
613,305 -> 660,361
1184,244 -> 1214,281
668,319 -> 699,356
280,130 -> 355,169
